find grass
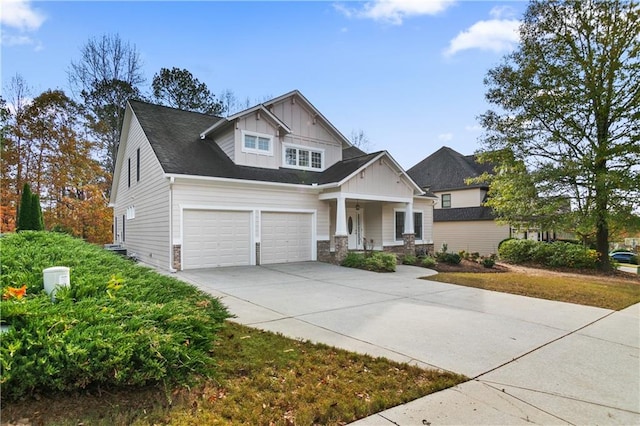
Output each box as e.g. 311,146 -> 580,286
2,321 -> 466,425
427,270 -> 640,310
1,232 -> 465,425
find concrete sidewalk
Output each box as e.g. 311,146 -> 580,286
177,262 -> 640,425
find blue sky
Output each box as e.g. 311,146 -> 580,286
1,0 -> 526,169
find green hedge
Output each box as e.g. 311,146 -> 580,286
498,239 -> 598,269
341,251 -> 396,272
0,232 -> 230,400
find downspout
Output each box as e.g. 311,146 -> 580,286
168,176 -> 177,272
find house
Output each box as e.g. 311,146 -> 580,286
109,90 -> 436,271
408,146 -> 511,255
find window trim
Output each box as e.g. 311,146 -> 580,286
282,143 -> 325,171
394,209 -> 424,241
126,206 -> 135,220
127,157 -> 131,188
441,193 -> 451,208
241,130 -> 274,156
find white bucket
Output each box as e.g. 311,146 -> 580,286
43,266 -> 70,300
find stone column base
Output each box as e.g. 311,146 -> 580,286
402,233 -> 415,256
334,235 -> 348,264
172,244 -> 182,270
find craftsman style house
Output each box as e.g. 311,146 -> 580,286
109,90 -> 436,271
408,146 -> 510,255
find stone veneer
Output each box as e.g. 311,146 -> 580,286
317,240 -> 332,263
255,242 -> 261,265
403,233 -> 416,256
334,235 -> 348,264
172,245 -> 181,270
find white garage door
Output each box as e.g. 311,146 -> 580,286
261,212 -> 312,264
183,210 -> 251,269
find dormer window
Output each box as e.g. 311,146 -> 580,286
283,144 -> 324,171
242,131 -> 273,156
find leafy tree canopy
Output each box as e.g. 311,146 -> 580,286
152,67 -> 223,115
478,0 -> 639,269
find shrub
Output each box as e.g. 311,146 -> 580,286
498,238 -> 597,269
341,252 -> 364,269
440,253 -> 462,265
481,257 -> 495,268
0,232 -> 230,401
341,252 -> 396,272
422,256 -> 436,268
402,255 -> 417,265
498,239 -> 539,264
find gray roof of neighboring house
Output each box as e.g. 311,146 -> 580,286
434,206 -> 496,222
407,146 -> 494,192
128,100 -> 378,186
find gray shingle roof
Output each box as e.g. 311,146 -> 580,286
434,206 -> 496,222
407,146 -> 494,192
129,100 -> 376,186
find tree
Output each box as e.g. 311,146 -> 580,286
68,34 -> 145,175
17,183 -> 42,231
152,67 -> 224,115
17,183 -> 33,231
349,129 -> 372,152
478,0 -> 639,270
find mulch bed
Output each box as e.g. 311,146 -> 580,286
431,259 -> 509,273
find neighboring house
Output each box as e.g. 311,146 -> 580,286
408,146 -> 511,255
109,90 -> 436,271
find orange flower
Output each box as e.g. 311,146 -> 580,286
2,285 -> 27,300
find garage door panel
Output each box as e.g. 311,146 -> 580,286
261,213 -> 312,264
183,210 -> 251,269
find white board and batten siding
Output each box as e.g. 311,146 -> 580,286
434,221 -> 510,256
341,159 -> 414,199
113,113 -> 171,269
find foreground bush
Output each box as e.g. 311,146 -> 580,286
0,232 -> 230,401
498,239 -> 598,269
342,251 -> 396,272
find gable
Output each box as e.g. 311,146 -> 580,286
340,155 -> 415,199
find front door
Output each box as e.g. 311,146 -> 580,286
346,208 -> 364,250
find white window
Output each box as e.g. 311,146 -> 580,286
283,144 -> 324,170
242,131 -> 273,155
441,194 -> 451,208
126,206 -> 135,220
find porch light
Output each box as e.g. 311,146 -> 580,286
356,203 -> 360,211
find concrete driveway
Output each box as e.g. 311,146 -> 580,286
177,262 -> 640,425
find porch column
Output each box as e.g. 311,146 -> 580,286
403,201 -> 415,256
404,201 -> 414,234
334,195 -> 348,264
336,195 -> 347,236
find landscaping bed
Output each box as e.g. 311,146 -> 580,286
1,232 -> 466,424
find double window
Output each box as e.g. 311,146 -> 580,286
395,211 -> 423,240
283,145 -> 323,170
242,131 -> 273,155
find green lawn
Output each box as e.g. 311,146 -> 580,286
427,270 -> 640,310
1,232 -> 465,425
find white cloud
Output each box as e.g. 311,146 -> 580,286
1,0 -> 46,31
335,0 -> 455,25
465,125 -> 483,132
438,132 -> 453,142
444,11 -> 520,57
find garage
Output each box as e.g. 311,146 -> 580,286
183,210 -> 252,269
260,212 -> 313,264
